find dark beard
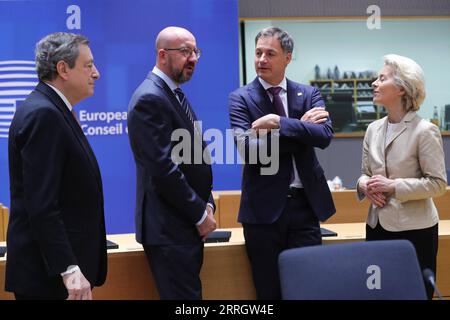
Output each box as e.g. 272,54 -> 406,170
176,68 -> 193,84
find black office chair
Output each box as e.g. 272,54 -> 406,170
278,240 -> 427,300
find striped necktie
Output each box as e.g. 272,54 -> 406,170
174,88 -> 195,126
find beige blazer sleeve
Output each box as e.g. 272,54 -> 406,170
395,124 -> 447,202
356,126 -> 373,201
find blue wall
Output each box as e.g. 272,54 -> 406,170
0,0 -> 241,234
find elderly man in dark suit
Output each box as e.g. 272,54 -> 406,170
6,32 -> 107,300
229,27 -> 336,299
127,26 -> 216,300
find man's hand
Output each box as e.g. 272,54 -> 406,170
251,114 -> 280,133
63,269 -> 92,300
300,106 -> 329,124
196,205 -> 217,241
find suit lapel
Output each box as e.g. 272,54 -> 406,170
384,111 -> 415,149
248,78 -> 275,116
149,73 -> 197,132
385,123 -> 407,149
248,78 -> 305,119
374,117 -> 388,172
35,82 -> 103,191
148,72 -> 206,149
286,79 -> 304,118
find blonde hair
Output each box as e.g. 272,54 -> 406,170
383,54 -> 426,111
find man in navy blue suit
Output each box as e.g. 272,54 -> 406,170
7,32 -> 107,300
127,26 -> 216,299
229,27 -> 336,299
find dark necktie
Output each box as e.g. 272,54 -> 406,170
267,86 -> 295,184
174,88 -> 195,126
267,86 -> 286,117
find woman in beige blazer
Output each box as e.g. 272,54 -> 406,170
357,54 -> 447,299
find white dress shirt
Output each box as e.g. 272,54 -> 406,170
45,82 -> 73,112
258,77 -> 303,188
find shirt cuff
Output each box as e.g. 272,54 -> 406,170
195,203 -> 214,225
61,265 -> 80,277
196,211 -> 208,226
206,203 -> 214,212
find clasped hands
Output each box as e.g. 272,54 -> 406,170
251,106 -> 328,133
362,175 -> 396,208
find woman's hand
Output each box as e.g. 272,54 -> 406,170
360,178 -> 387,208
366,175 -> 396,197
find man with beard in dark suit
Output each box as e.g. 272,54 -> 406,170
127,26 -> 216,299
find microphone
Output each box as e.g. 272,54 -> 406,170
423,268 -> 443,300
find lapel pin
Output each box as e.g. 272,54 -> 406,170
297,92 -> 302,96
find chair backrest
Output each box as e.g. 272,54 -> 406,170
278,240 -> 427,300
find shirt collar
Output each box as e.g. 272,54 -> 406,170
258,77 -> 287,92
152,66 -> 179,91
44,82 -> 73,111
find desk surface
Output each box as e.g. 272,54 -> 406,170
105,220 -> 450,251
2,222 -> 450,299
3,220 -> 450,259
105,229 -> 247,254
213,188 -> 450,227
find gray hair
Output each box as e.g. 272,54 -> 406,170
35,32 -> 89,81
255,27 -> 294,54
383,54 -> 426,112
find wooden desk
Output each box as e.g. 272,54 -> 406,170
3,188 -> 449,233
213,188 -> 450,228
92,230 -> 255,300
213,190 -> 241,228
0,204 -> 8,242
0,229 -> 255,300
2,222 -> 449,299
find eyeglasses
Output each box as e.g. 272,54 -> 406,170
164,47 -> 201,59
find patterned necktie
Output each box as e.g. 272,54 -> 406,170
267,86 -> 286,117
174,88 -> 195,126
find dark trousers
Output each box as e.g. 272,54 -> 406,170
143,242 -> 204,300
243,189 -> 321,300
366,222 -> 438,300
